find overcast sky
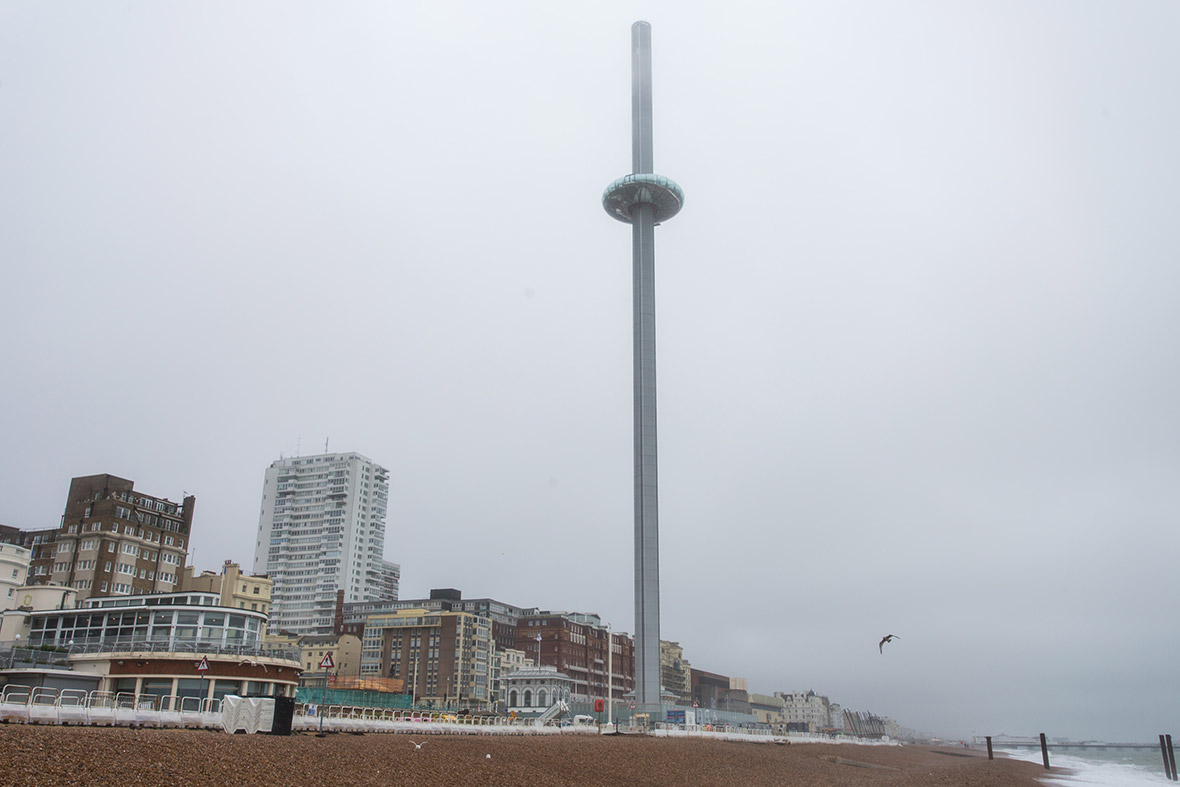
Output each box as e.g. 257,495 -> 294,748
2,1 -> 1178,742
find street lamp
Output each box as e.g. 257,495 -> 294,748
7,633 -> 20,669
411,656 -> 419,709
606,624 -> 613,729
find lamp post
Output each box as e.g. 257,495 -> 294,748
411,655 -> 419,709
8,633 -> 20,669
606,624 -> 613,728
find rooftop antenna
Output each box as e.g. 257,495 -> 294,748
325,437 -> 330,453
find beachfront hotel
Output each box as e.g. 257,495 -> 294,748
253,451 -> 399,636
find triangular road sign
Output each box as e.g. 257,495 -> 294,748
196,655 -> 209,672
319,652 -> 334,670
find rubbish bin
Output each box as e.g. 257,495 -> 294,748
271,696 -> 295,735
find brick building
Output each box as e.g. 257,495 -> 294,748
690,668 -> 751,714
13,475 -> 193,601
339,588 -> 533,652
361,607 -> 492,709
514,611 -> 634,701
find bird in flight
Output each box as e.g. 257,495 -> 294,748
410,740 -> 426,750
879,634 -> 899,654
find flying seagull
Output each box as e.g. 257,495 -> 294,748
878,634 -> 899,654
410,741 -> 426,750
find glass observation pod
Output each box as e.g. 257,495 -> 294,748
601,174 -> 685,224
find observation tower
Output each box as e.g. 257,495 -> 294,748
601,21 -> 684,709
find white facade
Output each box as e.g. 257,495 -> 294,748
777,690 -> 832,732
254,452 -> 390,636
377,559 -> 401,600
1,543 -> 32,610
504,665 -> 573,713
494,647 -> 530,709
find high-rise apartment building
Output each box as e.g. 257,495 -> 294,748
16,474 -> 194,601
254,452 -> 393,636
376,560 -> 400,601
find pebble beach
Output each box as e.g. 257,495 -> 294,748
0,725 -> 1051,786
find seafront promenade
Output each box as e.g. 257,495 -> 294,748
0,724 -> 1047,787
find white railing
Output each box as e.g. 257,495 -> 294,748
0,686 -> 802,741
0,685 -> 225,730
287,703 -> 595,736
533,699 -> 569,727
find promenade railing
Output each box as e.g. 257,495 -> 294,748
0,685 -> 816,743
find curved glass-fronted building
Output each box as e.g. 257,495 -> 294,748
9,591 -> 302,701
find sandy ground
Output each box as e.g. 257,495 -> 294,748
0,725 -> 1051,786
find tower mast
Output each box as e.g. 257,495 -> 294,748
602,20 -> 684,709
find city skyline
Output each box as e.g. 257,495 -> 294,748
1,473 -> 899,734
3,2 -> 1178,742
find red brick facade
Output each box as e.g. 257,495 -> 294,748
514,614 -> 634,700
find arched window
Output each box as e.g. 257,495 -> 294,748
538,689 -> 547,707
509,690 -> 518,707
524,690 -> 532,707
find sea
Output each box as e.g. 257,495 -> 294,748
999,746 -> 1175,786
